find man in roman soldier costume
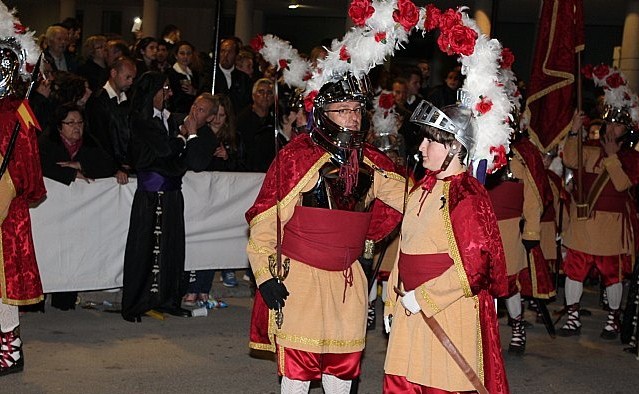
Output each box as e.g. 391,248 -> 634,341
246,70 -> 405,392
0,3 -> 47,376
559,64 -> 639,339
486,132 -> 556,354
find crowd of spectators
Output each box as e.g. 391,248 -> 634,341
31,18 -> 460,311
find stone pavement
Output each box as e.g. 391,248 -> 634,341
4,274 -> 639,393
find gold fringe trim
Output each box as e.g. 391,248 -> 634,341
474,296 -> 485,384
441,182 -> 473,298
419,286 -> 441,314
275,332 -> 365,348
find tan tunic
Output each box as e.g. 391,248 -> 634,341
247,156 -> 405,354
562,137 -> 633,256
384,180 -> 481,391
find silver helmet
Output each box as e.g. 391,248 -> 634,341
410,99 -> 477,168
0,38 -> 24,99
310,73 -> 372,164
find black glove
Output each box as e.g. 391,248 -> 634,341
522,239 -> 540,253
259,278 -> 289,310
358,256 -> 374,281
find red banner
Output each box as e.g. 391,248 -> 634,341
524,0 -> 584,152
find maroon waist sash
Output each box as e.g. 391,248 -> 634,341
579,172 -> 628,213
398,252 -> 454,291
487,181 -> 524,220
281,206 -> 373,271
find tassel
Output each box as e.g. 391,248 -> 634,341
338,149 -> 359,195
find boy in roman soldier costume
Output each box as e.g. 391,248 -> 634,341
383,6 -> 514,393
560,64 -> 639,339
0,3 -> 46,376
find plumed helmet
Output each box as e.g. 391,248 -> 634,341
310,73 -> 372,164
0,38 -> 22,98
603,105 -> 633,129
410,99 -> 477,166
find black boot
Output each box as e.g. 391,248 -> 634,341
367,302 -> 376,331
508,315 -> 526,355
558,303 -> 581,337
0,326 -> 24,376
600,309 -> 621,340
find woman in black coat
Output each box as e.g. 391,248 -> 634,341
38,104 -> 117,186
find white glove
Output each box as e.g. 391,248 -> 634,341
384,315 -> 392,334
400,290 -> 421,314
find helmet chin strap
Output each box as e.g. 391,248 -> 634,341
439,141 -> 461,172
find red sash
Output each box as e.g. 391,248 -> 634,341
281,206 -> 373,271
398,252 -> 453,291
580,172 -> 627,213
487,182 -> 524,220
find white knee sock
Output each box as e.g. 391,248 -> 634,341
0,303 -> 19,332
381,280 -> 388,303
321,374 -> 352,394
280,377 -> 310,394
505,293 -> 522,319
606,283 -> 623,310
565,278 -> 584,306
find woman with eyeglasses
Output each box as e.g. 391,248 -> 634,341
38,104 -> 117,186
121,71 -> 205,322
76,35 -> 109,92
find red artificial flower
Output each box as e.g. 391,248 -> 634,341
26,63 -> 34,73
348,0 -> 375,27
302,71 -> 312,81
250,35 -> 265,52
606,72 -> 625,89
592,64 -> 610,80
374,31 -> 387,43
278,59 -> 289,71
304,90 -> 318,112
475,96 -> 493,115
438,24 -> 477,56
500,48 -> 515,69
13,23 -> 26,34
392,0 -> 420,32
339,45 -> 351,62
378,93 -> 394,110
489,145 -> 507,172
424,4 -> 441,32
581,64 -> 594,79
439,8 -> 462,31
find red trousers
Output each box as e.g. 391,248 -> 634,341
277,345 -> 361,381
383,374 -> 477,394
562,248 -> 628,287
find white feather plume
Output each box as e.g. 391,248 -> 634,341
0,2 -> 40,79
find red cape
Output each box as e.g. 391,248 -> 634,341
1,97 -> 47,305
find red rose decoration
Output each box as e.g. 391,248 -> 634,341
278,59 -> 289,71
581,64 -> 594,79
302,71 -> 312,81
438,24 -> 477,56
339,46 -> 351,62
250,35 -> 264,52
13,23 -> 26,34
439,8 -> 462,31
592,64 -> 610,80
489,145 -> 508,172
606,72 -> 625,89
500,48 -> 515,69
374,31 -> 387,43
348,0 -> 375,27
425,4 -> 441,31
392,0 -> 420,32
475,96 -> 493,115
378,93 -> 394,110
26,63 -> 34,73
304,90 -> 318,112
